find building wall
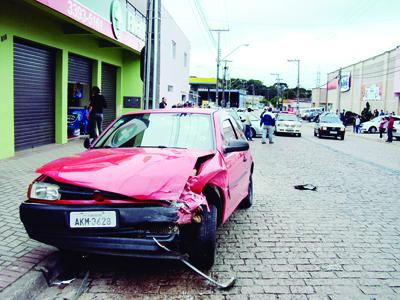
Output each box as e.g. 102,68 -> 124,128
159,7 -> 190,106
327,46 -> 400,115
0,1 -> 142,159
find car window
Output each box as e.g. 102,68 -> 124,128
229,116 -> 246,140
277,114 -> 298,121
93,113 -> 214,151
222,119 -> 237,146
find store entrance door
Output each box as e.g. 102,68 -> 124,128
67,54 -> 92,137
101,63 -> 117,128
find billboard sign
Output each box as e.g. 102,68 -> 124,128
362,83 -> 382,101
339,73 -> 351,92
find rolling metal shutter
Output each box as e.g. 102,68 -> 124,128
14,40 -> 55,151
68,54 -> 92,84
101,63 -> 117,128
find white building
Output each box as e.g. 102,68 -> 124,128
160,8 -> 191,106
131,1 -> 190,107
326,46 -> 400,114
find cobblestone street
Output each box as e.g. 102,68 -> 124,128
1,127 -> 400,299
68,127 -> 400,299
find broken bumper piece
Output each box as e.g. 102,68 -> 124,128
20,203 -> 187,259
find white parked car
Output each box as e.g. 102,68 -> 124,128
393,121 -> 400,140
237,112 -> 262,138
360,115 -> 400,133
275,113 -> 302,137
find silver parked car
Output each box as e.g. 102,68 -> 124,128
314,113 -> 346,140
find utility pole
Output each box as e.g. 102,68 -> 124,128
288,59 -> 300,113
337,68 -> 342,112
221,60 -> 231,107
271,73 -> 281,109
210,29 -> 229,106
144,0 -> 161,109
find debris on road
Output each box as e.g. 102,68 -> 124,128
294,184 -> 317,191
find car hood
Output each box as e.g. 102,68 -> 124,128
36,148 -> 215,201
318,122 -> 344,128
276,120 -> 300,125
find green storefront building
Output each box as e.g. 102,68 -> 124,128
0,0 -> 146,159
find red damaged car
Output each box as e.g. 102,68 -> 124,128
20,109 -> 253,269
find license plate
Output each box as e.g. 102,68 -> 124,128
70,211 -> 117,228
330,131 -> 337,134
286,129 -> 294,132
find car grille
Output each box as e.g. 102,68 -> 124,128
327,127 -> 340,131
43,178 -> 132,200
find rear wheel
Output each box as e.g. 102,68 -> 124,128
369,127 -> 377,134
190,204 -> 217,269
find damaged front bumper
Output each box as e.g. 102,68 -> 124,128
20,203 -> 193,259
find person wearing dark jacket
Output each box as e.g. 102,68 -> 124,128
88,86 -> 107,139
260,107 -> 275,144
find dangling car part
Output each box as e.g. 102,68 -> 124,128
153,238 -> 236,289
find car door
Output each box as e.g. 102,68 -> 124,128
222,119 -> 250,215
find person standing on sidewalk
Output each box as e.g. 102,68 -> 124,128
354,116 -> 361,133
244,108 -> 253,141
88,86 -> 107,140
260,107 -> 275,144
386,114 -> 394,143
159,97 -> 167,108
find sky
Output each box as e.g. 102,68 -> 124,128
162,0 -> 400,89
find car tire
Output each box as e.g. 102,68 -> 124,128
318,131 -> 322,139
369,127 -> 377,134
239,174 -> 253,209
298,133 -> 302,137
340,134 -> 345,140
190,204 -> 217,270
314,130 -> 317,137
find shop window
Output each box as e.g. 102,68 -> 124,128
168,85 -> 174,92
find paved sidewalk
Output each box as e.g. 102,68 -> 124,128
0,139 -> 83,290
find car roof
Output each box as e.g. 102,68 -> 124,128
123,108 -> 217,116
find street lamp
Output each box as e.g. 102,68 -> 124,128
220,44 -> 249,107
222,43 -> 249,60
288,59 -> 300,112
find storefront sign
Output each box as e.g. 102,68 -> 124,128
123,96 -> 141,108
35,0 -> 145,52
362,84 -> 382,101
339,73 -> 351,92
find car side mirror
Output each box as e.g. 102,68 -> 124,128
224,139 -> 249,154
84,137 -> 92,149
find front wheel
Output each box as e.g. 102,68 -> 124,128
369,127 -> 377,134
190,204 -> 217,269
314,130 -> 317,137
340,134 -> 345,140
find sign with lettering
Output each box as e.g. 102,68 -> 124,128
123,96 -> 141,108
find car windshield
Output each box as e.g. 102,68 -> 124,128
320,115 -> 342,123
93,113 -> 214,151
277,114 -> 298,121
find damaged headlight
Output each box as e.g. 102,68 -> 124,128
30,182 -> 60,201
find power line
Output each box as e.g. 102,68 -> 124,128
192,0 -> 216,48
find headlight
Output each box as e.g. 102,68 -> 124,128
322,127 -> 327,131
30,182 -> 60,201
340,128 -> 345,131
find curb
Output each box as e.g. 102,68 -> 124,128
0,251 -> 65,300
